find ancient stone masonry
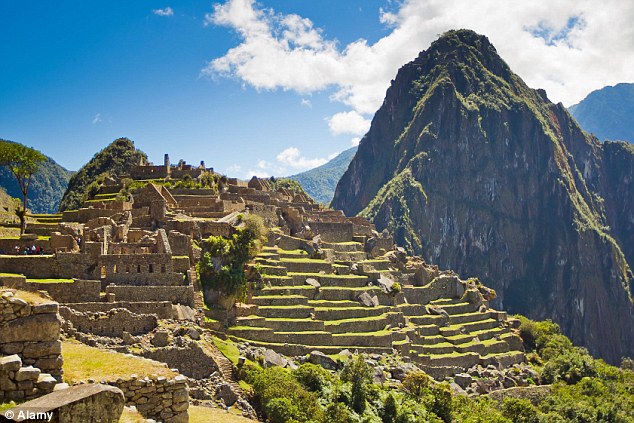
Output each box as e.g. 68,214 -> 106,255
0,291 -> 63,383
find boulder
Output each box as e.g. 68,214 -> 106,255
262,349 -> 287,368
357,292 -> 379,308
309,351 -> 337,371
187,328 -> 201,340
376,273 -> 395,293
4,383 -> 124,422
216,383 -> 238,406
453,373 -> 473,389
305,278 -> 321,289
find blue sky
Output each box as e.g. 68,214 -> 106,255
1,0 -> 633,175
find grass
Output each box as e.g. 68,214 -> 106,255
323,313 -> 389,325
0,272 -> 23,277
119,407 -> 147,423
211,336 -> 241,365
280,257 -> 327,263
62,341 -> 176,383
27,278 -> 74,283
287,272 -> 368,279
189,405 -> 258,423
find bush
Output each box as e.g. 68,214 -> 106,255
501,398 -> 539,423
293,363 -> 331,393
402,371 -> 430,398
341,355 -> 374,414
541,348 -> 597,384
252,367 -> 324,423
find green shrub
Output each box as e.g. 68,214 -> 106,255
293,363 -> 331,393
341,355 -> 374,414
541,348 -> 597,384
501,398 -> 539,423
402,371 -> 430,398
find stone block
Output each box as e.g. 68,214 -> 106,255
5,383 -> 125,422
15,366 -> 41,382
0,354 -> 22,372
32,303 -> 59,314
2,313 -> 60,343
22,341 -> 62,358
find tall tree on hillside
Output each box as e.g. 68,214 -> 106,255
0,141 -> 46,234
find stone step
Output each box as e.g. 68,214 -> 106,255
445,327 -> 506,344
314,305 -> 390,321
225,337 -> 392,356
280,259 -> 333,274
439,319 -> 501,336
434,301 -> 479,315
332,264 -> 350,275
256,305 -> 314,319
307,300 -> 360,308
448,311 -> 491,325
251,295 -> 309,307
333,251 -> 368,262
256,252 -> 281,261
321,241 -> 364,252
261,275 -> 295,286
331,331 -> 394,348
409,314 -> 447,326
235,315 -> 267,327
268,331 -> 333,345
256,286 -> 317,297
479,351 -> 526,368
318,286 -> 385,302
255,258 -> 281,266
417,352 -> 480,369
258,265 -> 288,276
416,324 -> 440,336
287,273 -> 370,288
227,326 -> 275,342
411,342 -> 456,355
324,314 -> 392,334
414,335 -> 447,345
358,260 -> 393,271
396,304 -> 427,316
277,249 -> 311,259
265,318 -> 325,332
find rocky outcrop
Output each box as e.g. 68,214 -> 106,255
331,30 -> 634,363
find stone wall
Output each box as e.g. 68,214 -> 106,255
3,279 -> 101,304
0,291 -> 63,380
105,285 -> 195,307
65,301 -> 174,319
60,307 -> 158,337
0,355 -> 57,402
141,342 -> 218,379
309,221 -> 354,243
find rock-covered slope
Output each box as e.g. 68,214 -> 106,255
58,138 -> 146,211
0,139 -> 71,213
569,83 -> 634,142
289,146 -> 357,205
331,30 -> 634,364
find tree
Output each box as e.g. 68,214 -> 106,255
0,141 -> 46,234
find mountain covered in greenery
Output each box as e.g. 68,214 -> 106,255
332,30 -> 634,364
0,139 -> 72,213
569,82 -> 634,142
58,138 -> 147,211
289,146 -> 357,204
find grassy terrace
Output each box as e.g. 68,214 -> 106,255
286,272 -> 367,279
27,278 -> 74,283
62,341 -> 176,383
323,313 -> 390,325
280,257 -> 328,263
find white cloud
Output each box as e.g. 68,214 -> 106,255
351,137 -> 361,147
92,113 -> 102,125
153,7 -> 174,17
327,111 -> 371,136
300,98 -> 312,108
276,147 -> 327,169
206,0 -> 634,118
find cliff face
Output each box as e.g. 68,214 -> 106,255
331,30 -> 634,364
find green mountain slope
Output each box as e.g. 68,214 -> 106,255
569,82 -> 634,142
288,146 -> 357,204
0,139 -> 71,213
332,29 -> 634,364
58,138 -> 147,211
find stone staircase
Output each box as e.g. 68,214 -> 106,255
227,242 -> 525,378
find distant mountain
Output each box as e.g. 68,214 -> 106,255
332,30 -> 634,364
289,146 -> 357,204
59,138 -> 147,211
569,83 -> 634,142
0,139 -> 72,213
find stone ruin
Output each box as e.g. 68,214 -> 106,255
0,153 -> 528,416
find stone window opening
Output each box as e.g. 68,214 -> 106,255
149,264 -> 154,273
137,265 -> 141,273
113,264 -> 118,274
161,264 -> 166,273
126,266 -> 130,273
100,266 -> 106,278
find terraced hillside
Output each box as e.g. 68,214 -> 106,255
228,232 -> 524,379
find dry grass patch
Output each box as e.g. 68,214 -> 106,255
189,405 -> 258,423
2,289 -> 50,305
62,341 -> 176,383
